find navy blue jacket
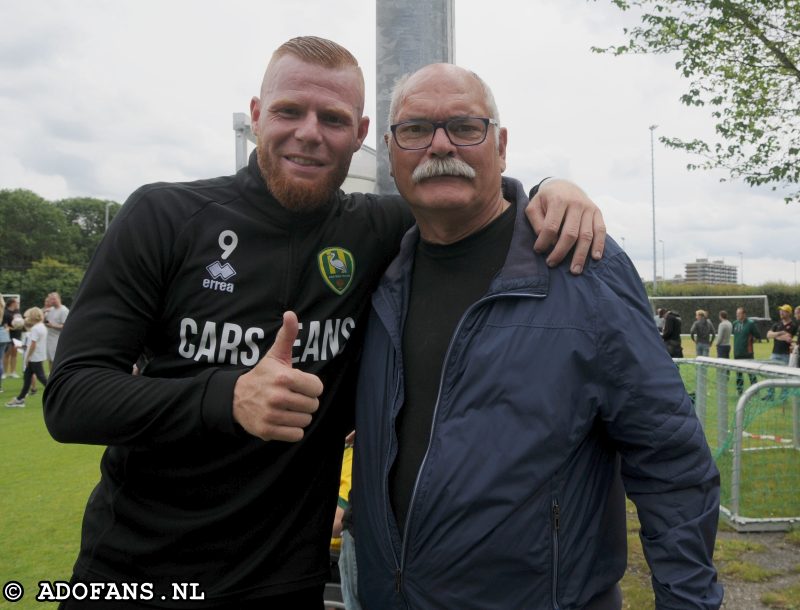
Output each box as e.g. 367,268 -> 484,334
353,178 -> 722,609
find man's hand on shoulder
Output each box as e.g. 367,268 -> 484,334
527,179 -> 606,274
232,311 -> 323,442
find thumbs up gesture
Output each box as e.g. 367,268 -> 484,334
233,311 -> 324,441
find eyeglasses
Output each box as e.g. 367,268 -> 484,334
389,117 -> 498,150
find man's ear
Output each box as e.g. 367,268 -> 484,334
384,133 -> 394,177
354,116 -> 370,151
249,97 -> 261,137
498,127 -> 508,173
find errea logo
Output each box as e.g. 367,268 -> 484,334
203,230 -> 238,294
207,261 -> 236,280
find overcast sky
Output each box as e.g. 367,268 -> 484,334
1,0 -> 797,286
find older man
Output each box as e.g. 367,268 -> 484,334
44,37 -> 603,609
43,291 -> 69,370
353,63 -> 722,609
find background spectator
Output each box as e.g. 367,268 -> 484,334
689,309 -> 715,357
3,297 -> 22,379
733,306 -> 760,395
655,307 -> 666,332
0,296 -> 9,390
43,291 -> 69,371
716,311 -> 732,359
662,310 -> 683,357
766,304 -> 797,365
6,307 -> 48,407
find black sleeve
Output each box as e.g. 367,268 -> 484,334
43,187 -> 243,447
365,193 -> 415,261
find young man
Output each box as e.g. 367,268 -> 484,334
353,63 -> 721,609
716,310 -> 733,358
44,37 -> 605,608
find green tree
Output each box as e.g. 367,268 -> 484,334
0,268 -> 26,301
55,197 -> 121,265
593,0 -> 800,203
0,189 -> 79,271
19,257 -> 85,308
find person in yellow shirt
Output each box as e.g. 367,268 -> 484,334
330,439 -> 360,609
330,444 -> 353,552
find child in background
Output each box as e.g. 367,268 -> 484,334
6,307 -> 48,407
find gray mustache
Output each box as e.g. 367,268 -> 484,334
411,157 -> 476,183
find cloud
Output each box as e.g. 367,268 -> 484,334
0,0 -> 794,285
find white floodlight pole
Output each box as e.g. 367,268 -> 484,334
649,125 -> 658,294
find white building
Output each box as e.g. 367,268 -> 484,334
684,258 -> 738,284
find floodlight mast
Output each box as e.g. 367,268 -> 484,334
649,124 -> 658,295
376,0 -> 455,194
233,113 -> 256,171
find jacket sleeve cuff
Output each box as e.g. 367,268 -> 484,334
528,176 -> 552,199
201,368 -> 247,436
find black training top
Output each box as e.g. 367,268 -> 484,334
44,150 -> 412,606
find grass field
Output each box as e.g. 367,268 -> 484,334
676,340 -> 800,523
0,339 -> 797,609
0,370 -> 104,607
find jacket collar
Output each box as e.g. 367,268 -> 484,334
375,176 -> 550,322
491,177 -> 550,296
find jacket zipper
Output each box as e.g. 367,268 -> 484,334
385,370 -> 404,597
552,498 -> 561,610
395,290 -> 546,597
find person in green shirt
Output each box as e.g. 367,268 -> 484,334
732,306 -> 760,395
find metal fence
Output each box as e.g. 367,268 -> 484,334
675,357 -> 800,531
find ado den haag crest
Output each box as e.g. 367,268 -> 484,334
318,247 -> 355,295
